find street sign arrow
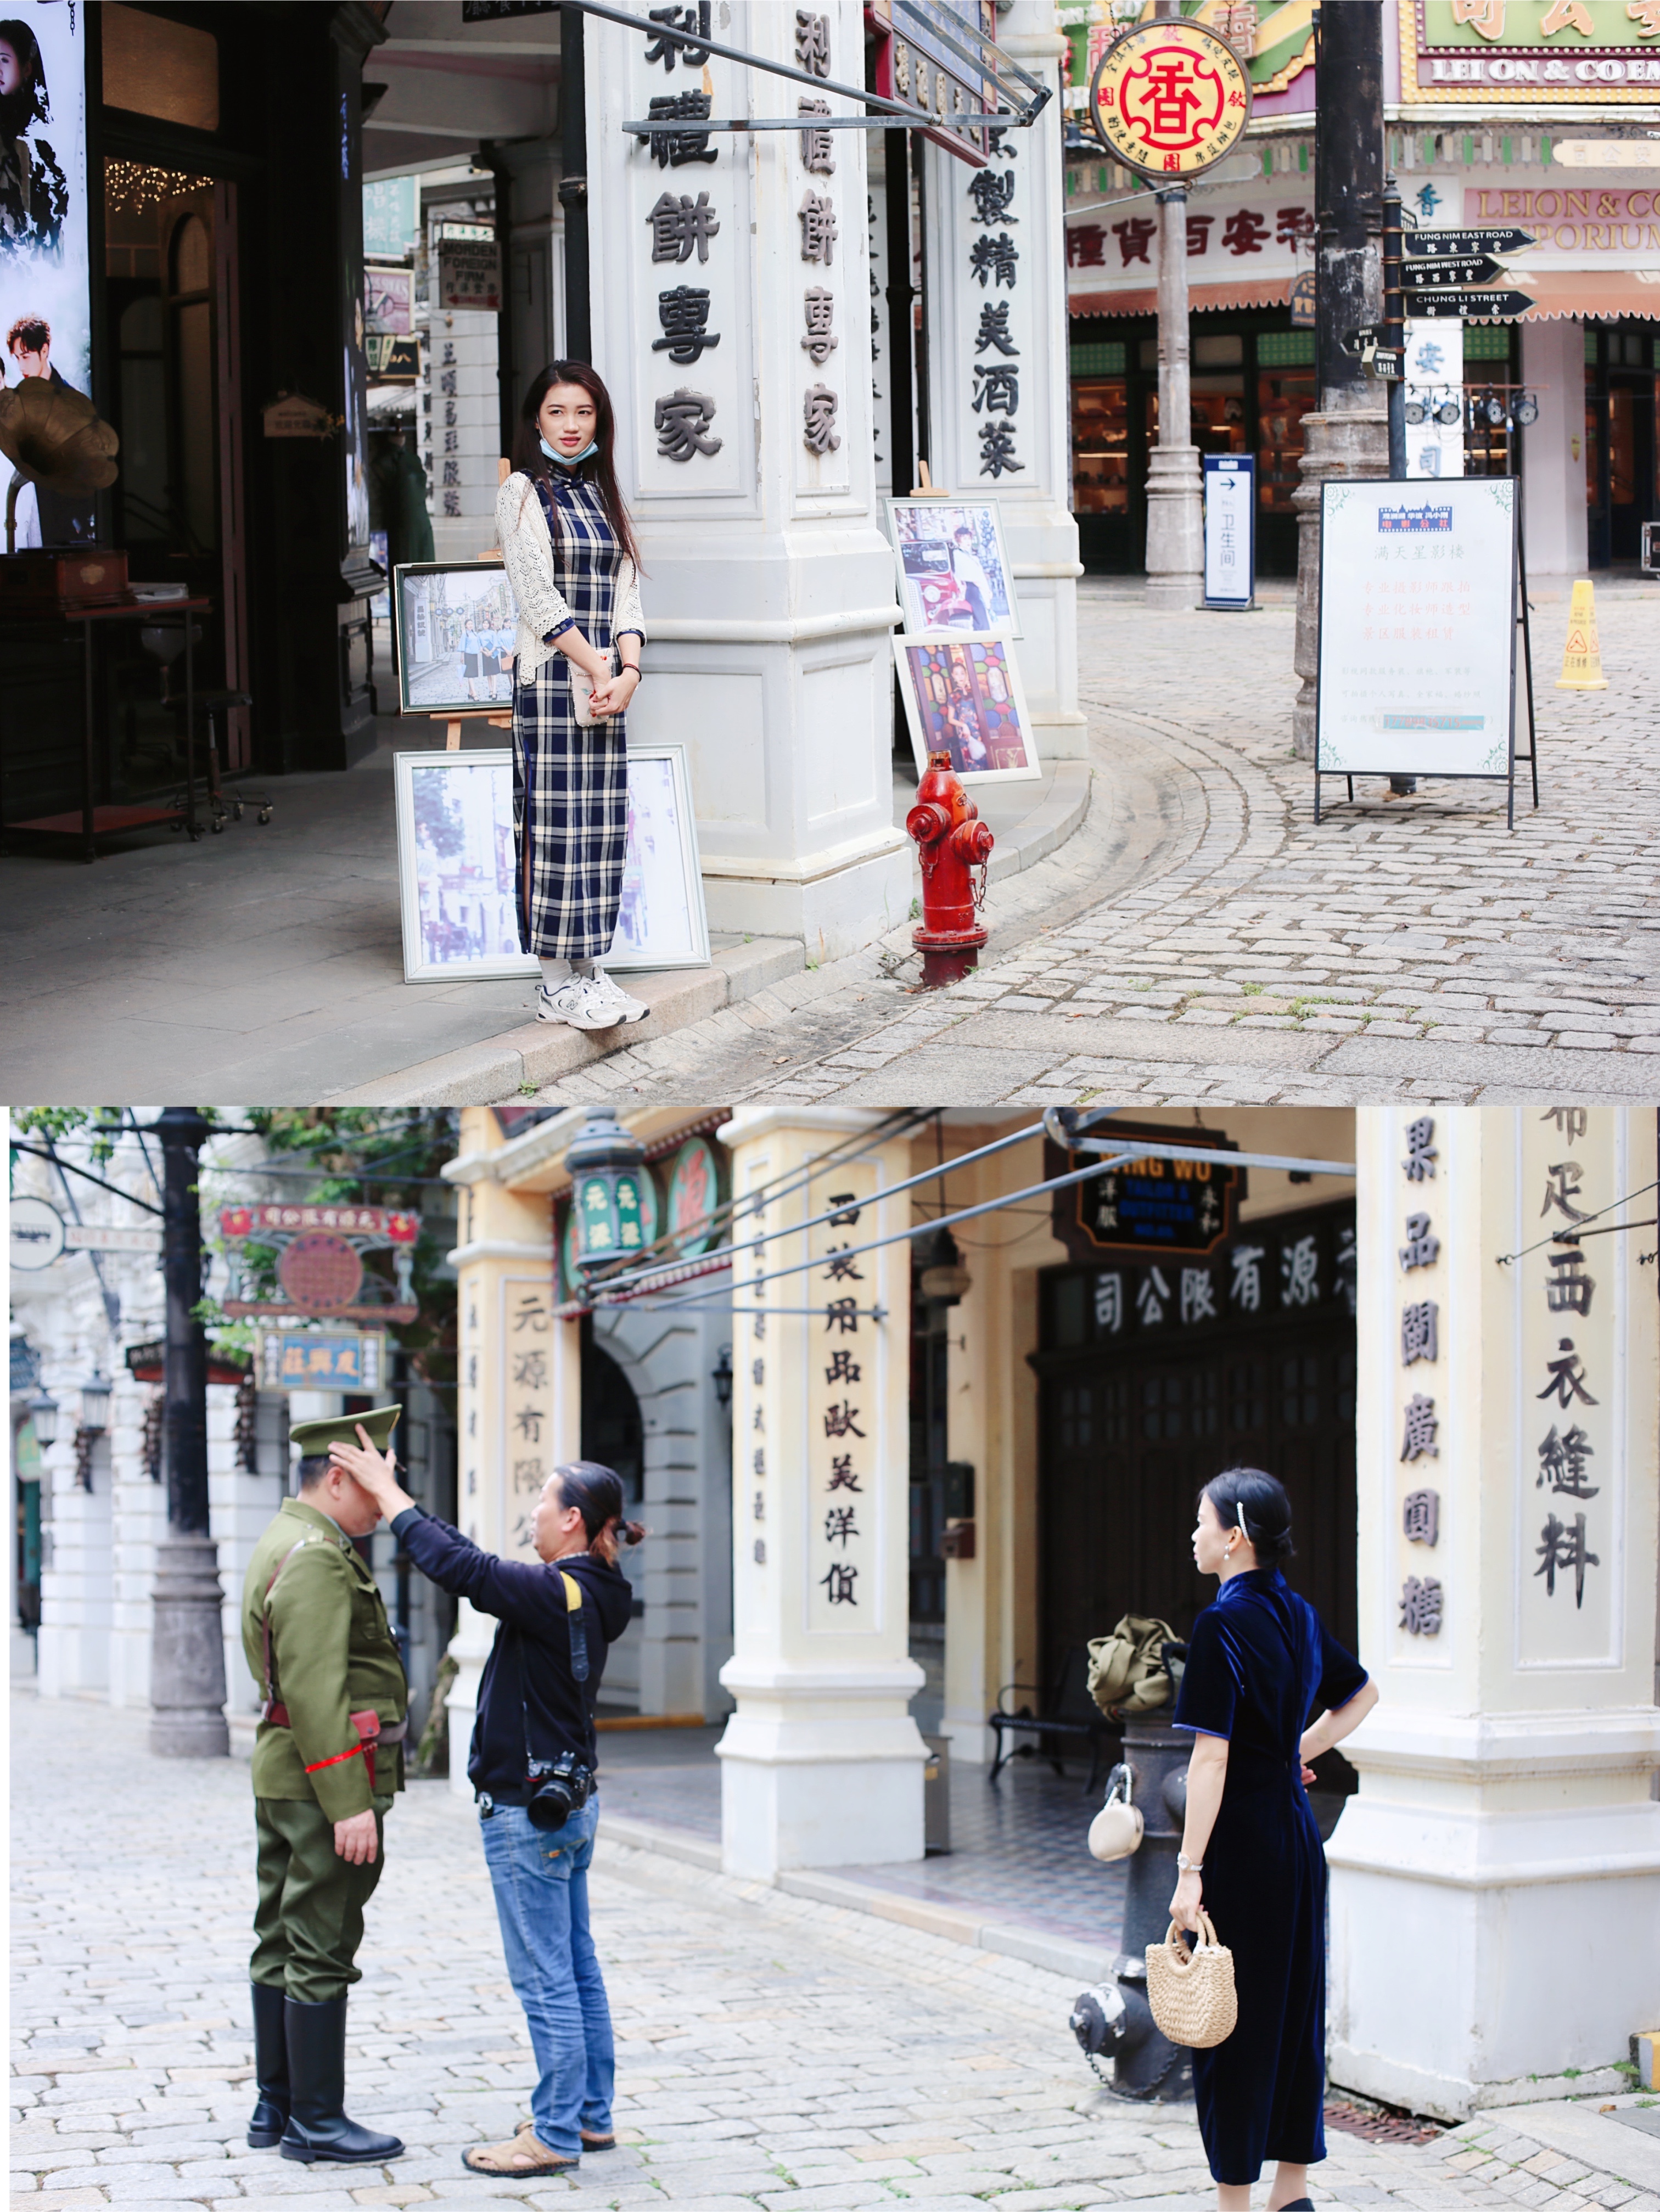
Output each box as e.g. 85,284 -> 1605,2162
1405,288 -> 1536,320
1401,253 -> 1509,288
1403,226 -> 1535,259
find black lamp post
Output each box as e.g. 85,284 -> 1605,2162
149,1107 -> 228,1758
711,1343 -> 733,1410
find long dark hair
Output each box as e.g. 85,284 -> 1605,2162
553,1459 -> 646,1565
512,361 -> 642,570
1199,1468 -> 1296,1569
0,18 -> 51,133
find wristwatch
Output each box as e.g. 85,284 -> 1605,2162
1176,1852 -> 1203,1872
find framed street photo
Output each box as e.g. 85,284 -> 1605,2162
885,498 -> 1022,639
893,632 -> 1042,788
394,745 -> 710,983
393,559 -> 520,715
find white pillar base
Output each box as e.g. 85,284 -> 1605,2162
716,1662 -> 927,1879
1145,444 -> 1204,609
700,833 -> 912,964
443,1598 -> 496,1803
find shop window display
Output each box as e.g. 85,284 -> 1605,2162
1072,376 -> 1129,514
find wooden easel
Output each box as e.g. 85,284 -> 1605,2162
436,458 -> 514,751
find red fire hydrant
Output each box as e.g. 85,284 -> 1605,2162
906,750 -> 995,989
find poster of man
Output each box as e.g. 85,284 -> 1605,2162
885,498 -> 1021,638
394,560 -> 519,714
1,5 -> 92,547
893,633 -> 1041,787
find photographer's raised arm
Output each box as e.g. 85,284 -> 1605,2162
329,1428 -> 570,1636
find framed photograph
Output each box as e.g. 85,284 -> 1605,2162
394,744 -> 710,983
393,560 -> 520,715
885,498 -> 1022,639
892,632 -> 1042,787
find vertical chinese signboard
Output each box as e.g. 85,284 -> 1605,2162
1516,1107 -> 1624,1667
806,1166 -> 877,1632
1392,1115 -> 1448,1655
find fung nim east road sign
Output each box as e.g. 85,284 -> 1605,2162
1403,226 -> 1535,260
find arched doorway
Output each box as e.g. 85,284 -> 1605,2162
580,1322 -> 646,1709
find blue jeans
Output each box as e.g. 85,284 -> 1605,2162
478,1797 -> 615,2156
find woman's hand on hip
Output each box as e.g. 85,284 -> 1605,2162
588,666 -> 641,720
1169,1866 -> 1203,1932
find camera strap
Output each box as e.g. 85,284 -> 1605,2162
517,1569 -> 591,1776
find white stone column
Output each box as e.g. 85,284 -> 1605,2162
1143,186 -> 1204,610
1521,316 -> 1589,601
922,2 -> 1085,759
716,1108 -> 924,1877
108,1372 -> 167,1711
1331,1106 -> 1660,2121
36,1390 -> 113,1702
445,1113 -> 580,1798
590,0 -> 910,960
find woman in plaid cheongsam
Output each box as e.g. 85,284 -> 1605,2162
497,363 -> 649,1032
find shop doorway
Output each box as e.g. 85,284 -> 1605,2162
1586,325 -> 1658,567
102,163 -> 250,776
1069,314 -> 1314,579
1033,1201 -> 1358,1697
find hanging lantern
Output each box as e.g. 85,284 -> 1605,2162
80,1369 -> 113,1435
564,1108 -> 652,1273
915,1224 -> 972,1306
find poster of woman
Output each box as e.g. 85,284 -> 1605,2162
1,4 -> 91,548
893,632 -> 1041,787
885,498 -> 1021,638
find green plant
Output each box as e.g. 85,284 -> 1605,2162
1241,982 -> 1263,997
518,1080 -> 538,1097
908,897 -> 921,920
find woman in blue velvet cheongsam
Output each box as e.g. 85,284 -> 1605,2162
1169,1471 -> 1379,2212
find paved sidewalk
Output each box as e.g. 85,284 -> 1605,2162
13,1691 -> 1660,2212
528,579 -> 1660,1108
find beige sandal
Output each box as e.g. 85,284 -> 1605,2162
461,2121 -> 579,2176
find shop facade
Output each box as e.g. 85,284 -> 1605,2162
1060,0 -> 1660,584
439,1101 -> 1659,2114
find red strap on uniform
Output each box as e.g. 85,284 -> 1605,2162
304,1744 -> 364,1774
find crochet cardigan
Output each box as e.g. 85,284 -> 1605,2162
495,469 -> 647,684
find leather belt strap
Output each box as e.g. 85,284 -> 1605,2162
265,1706 -> 407,1744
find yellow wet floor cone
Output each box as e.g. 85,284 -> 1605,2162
1556,578 -> 1608,690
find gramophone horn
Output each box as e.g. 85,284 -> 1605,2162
0,379 -> 120,552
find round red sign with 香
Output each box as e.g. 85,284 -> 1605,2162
278,1232 -> 365,1313
1089,19 -> 1252,180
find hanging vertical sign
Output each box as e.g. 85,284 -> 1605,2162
1202,454 -> 1255,609
1394,1114 -> 1447,1655
807,1164 -> 878,1632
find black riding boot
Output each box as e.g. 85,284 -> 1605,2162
246,1981 -> 289,2147
278,1995 -> 403,2165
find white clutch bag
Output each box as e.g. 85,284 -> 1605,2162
1087,1761 -> 1144,1862
569,647 -> 619,731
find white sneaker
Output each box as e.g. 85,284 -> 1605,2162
588,969 -> 649,1025
537,979 -> 623,1030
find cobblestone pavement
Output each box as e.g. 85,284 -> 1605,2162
530,581 -> 1660,1108
14,1691 -> 1660,2212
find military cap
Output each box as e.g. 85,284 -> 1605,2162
288,1405 -> 402,1457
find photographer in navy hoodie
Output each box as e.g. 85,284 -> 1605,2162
329,1430 -> 640,2180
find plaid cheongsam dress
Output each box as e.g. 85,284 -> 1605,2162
512,471 -> 636,960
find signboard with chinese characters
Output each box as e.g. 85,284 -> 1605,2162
1065,184 -> 1313,307
501,1276 -> 559,1558
1515,1108 -> 1626,1668
1403,320 -> 1467,482
1047,1120 -> 1243,1262
256,1328 -> 388,1394
1402,0 -> 1660,104
1046,1200 -> 1356,1345
1203,454 -> 1255,608
1316,479 -> 1517,787
870,0 -> 995,166
219,1204 -> 421,1323
1088,18 -> 1252,179
1392,1114 -> 1450,1658
806,1164 -> 879,1633
436,228 -> 502,313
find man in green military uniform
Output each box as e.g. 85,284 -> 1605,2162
241,1407 -> 410,2165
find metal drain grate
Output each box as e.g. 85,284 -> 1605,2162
1325,2099 -> 1446,2147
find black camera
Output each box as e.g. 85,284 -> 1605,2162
526,1750 -> 594,1831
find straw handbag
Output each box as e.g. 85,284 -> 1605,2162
1145,1911 -> 1237,2048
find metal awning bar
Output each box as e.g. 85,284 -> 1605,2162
563,0 -> 1041,131
593,1142 -> 1359,1310
622,110 -> 1028,136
